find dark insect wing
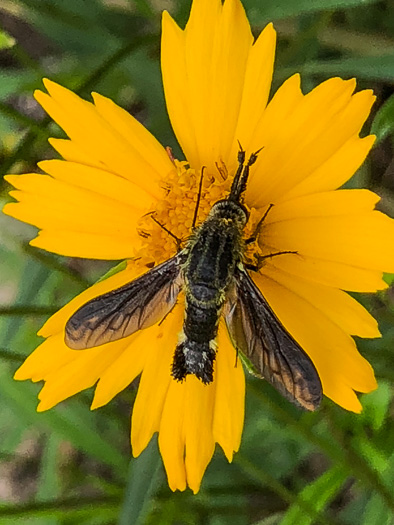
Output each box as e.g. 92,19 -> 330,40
224,268 -> 322,411
65,255 -> 184,350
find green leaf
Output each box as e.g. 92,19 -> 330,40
36,435 -> 61,502
0,30 -> 15,50
36,434 -> 61,525
0,367 -> 127,474
353,436 -> 388,474
0,497 -> 120,521
234,453 -> 335,525
383,273 -> 394,286
253,514 -> 284,525
118,438 -> 163,525
96,260 -> 128,283
0,259 -> 51,349
360,381 -> 391,431
362,453 -> 394,525
18,0 -> 119,55
244,0 -> 381,23
362,493 -> 393,525
279,465 -> 347,525
371,93 -> 394,144
278,55 -> 394,82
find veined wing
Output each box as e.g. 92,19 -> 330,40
224,268 -> 322,411
65,255 -> 183,350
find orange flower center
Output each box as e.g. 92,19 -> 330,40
133,157 -> 265,270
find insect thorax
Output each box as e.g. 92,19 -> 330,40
184,200 -> 248,304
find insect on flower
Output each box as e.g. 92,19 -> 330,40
65,147 -> 322,411
6,0 -> 392,494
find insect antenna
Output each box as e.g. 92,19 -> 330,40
229,142 -> 246,200
151,215 -> 182,251
230,144 -> 263,203
191,166 -> 206,229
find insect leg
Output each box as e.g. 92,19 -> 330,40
261,250 -> 298,260
245,250 -> 298,272
245,203 -> 274,245
191,166 -> 206,229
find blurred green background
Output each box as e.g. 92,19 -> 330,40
0,0 -> 394,523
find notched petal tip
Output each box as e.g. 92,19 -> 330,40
161,9 -> 174,24
42,77 -> 54,89
36,400 -> 52,413
13,367 -> 27,381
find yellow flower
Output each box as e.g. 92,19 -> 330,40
3,0 -> 394,493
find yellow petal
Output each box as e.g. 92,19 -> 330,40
247,78 -> 375,206
162,0 -> 253,171
255,190 -> 388,292
283,135 -> 375,200
158,375 -> 216,494
253,272 -> 377,412
35,79 -> 173,200
159,322 -> 244,492
213,321 -> 245,461
36,338 -> 127,411
39,160 -> 153,212
262,265 -> 380,339
3,168 -> 144,260
91,329 -> 148,409
131,305 -> 183,457
183,376 -> 216,494
264,210 -> 394,272
268,254 -> 386,293
49,138 -> 105,168
5,173 -> 141,233
249,73 -> 303,151
157,379 -> 187,492
92,92 -> 174,184
14,333 -> 77,382
234,24 -> 276,154
266,189 -> 379,221
28,230 -> 137,260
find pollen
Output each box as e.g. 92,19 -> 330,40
133,158 -> 231,268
